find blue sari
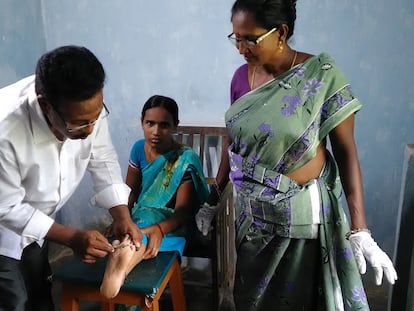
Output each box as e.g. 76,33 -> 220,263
116,147 -> 209,311
131,146 -> 209,256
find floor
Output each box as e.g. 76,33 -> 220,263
364,270 -> 390,311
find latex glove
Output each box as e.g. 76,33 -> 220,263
349,231 -> 398,285
195,202 -> 220,236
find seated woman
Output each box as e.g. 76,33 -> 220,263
100,95 -> 209,300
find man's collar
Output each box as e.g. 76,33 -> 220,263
27,87 -> 58,144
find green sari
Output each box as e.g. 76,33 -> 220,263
226,53 -> 369,311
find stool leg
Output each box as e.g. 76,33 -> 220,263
100,302 -> 115,311
61,284 -> 80,311
139,296 -> 157,311
142,301 -> 158,311
169,259 -> 187,311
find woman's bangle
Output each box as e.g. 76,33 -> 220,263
345,228 -> 371,240
156,223 -> 165,237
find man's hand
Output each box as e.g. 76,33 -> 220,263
69,230 -> 114,263
109,204 -> 142,249
46,222 -> 114,263
111,217 -> 142,250
349,231 -> 398,285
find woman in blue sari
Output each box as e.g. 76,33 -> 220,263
100,95 -> 209,301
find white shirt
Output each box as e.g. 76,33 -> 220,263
0,75 -> 130,259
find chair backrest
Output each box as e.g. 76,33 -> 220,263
174,125 -> 235,308
175,125 -> 228,184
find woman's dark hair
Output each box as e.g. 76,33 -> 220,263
35,45 -> 105,108
141,95 -> 179,126
231,0 -> 297,39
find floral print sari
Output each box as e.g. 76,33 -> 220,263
226,53 -> 370,311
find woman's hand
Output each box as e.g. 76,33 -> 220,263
141,224 -> 164,259
348,231 -> 398,285
195,202 -> 220,236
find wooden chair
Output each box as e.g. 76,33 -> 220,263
175,125 -> 235,310
54,251 -> 185,311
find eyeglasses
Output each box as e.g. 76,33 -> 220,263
54,103 -> 110,133
227,27 -> 277,48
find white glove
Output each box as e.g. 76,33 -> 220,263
349,231 -> 398,285
195,202 -> 220,236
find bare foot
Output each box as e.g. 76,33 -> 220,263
100,237 -> 136,299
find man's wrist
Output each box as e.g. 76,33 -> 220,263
109,204 -> 131,221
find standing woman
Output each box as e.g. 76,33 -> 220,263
196,0 -> 397,310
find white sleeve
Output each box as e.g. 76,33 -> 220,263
87,117 -> 130,209
0,143 -> 54,246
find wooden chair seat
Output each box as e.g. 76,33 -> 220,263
54,251 -> 186,311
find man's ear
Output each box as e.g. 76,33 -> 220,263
37,95 -> 50,114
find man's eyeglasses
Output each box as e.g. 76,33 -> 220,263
227,27 -> 277,48
55,103 -> 110,133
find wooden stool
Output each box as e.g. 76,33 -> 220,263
54,251 -> 186,311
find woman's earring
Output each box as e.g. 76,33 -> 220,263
278,40 -> 284,52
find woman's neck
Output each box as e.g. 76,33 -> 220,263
144,139 -> 177,162
263,48 -> 298,77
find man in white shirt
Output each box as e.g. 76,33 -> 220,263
0,45 -> 141,310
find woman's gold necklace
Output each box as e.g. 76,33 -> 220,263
250,50 -> 298,90
249,66 -> 257,90
290,50 -> 298,69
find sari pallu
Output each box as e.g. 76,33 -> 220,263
225,54 -> 369,311
131,146 -> 209,256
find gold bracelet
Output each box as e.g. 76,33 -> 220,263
345,228 -> 371,240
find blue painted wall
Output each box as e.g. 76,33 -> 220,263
1,0 -> 413,307
0,0 -> 45,86
295,2 -> 414,254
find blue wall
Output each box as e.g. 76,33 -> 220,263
1,0 -> 413,307
295,2 -> 414,253
38,0 -> 238,228
0,0 -> 45,85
